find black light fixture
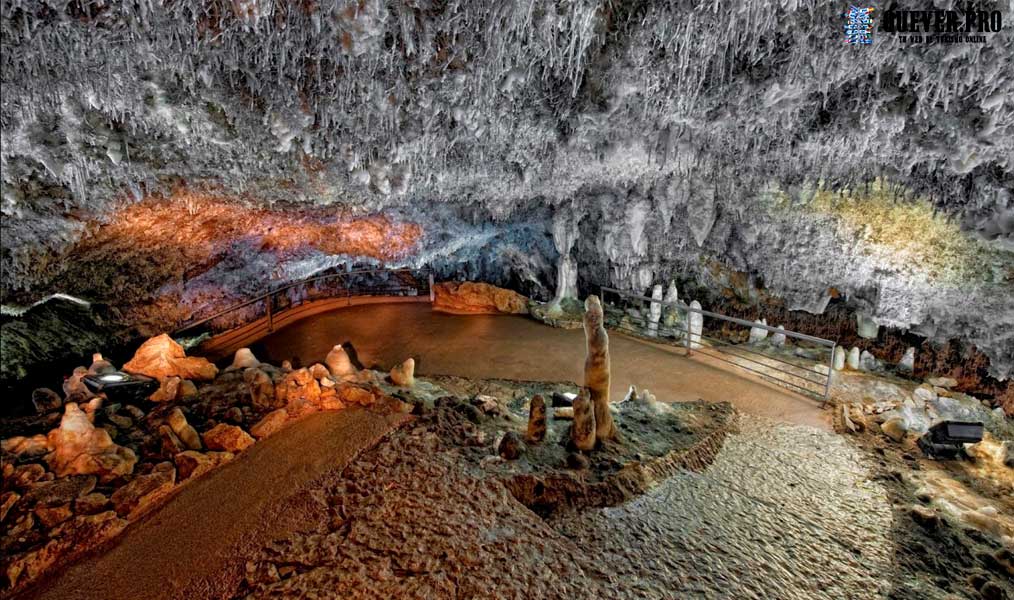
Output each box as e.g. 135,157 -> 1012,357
82,371 -> 159,404
917,420 -> 984,460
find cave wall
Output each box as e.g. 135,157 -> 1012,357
2,0 -> 1013,391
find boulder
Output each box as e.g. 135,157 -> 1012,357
202,423 -> 255,453
31,388 -> 63,414
275,368 -> 321,408
525,395 -> 547,444
230,347 -> 261,370
324,344 -> 356,377
244,367 -> 277,410
46,403 -> 137,482
250,409 -> 289,439
174,450 -> 235,481
166,408 -> 202,450
110,464 -> 176,519
123,334 -> 218,381
432,281 -> 528,314
390,358 -> 415,387
498,432 -> 523,460
859,350 -> 880,372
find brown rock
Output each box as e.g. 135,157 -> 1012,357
123,334 -> 218,381
318,387 -> 345,411
22,475 -> 96,508
570,388 -> 596,452
389,358 -> 415,387
584,295 -> 616,441
158,425 -> 185,456
525,395 -> 547,444
4,511 -> 127,591
166,408 -> 202,450
1,491 -> 20,523
230,347 -> 261,370
335,383 -> 376,406
276,368 -> 322,409
11,463 -> 47,489
46,404 -> 136,482
202,423 -> 255,453
111,464 -> 176,519
223,406 -> 244,424
174,450 -> 234,481
324,344 -> 356,377
881,417 -> 908,443
244,367 -> 277,410
34,503 -> 73,528
498,432 -> 523,460
308,363 -> 331,381
62,367 -> 94,404
149,376 -> 182,403
250,409 -> 289,439
31,388 -> 63,414
88,353 -> 117,375
74,492 -> 109,515
178,379 -> 199,400
432,281 -> 528,315
2,434 -> 51,460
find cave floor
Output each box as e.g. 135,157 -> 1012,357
246,303 -> 830,430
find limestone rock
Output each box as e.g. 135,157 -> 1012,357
833,346 -> 846,371
178,379 -> 198,400
1,491 -> 20,523
570,389 -> 596,452
647,283 -> 663,337
275,368 -> 321,408
35,503 -> 73,528
748,319 -> 769,343
847,347 -> 861,370
149,376 -> 182,403
770,325 -> 786,347
432,281 -> 528,314
250,409 -> 289,439
88,353 -> 117,375
661,281 -> 681,332
584,295 -> 615,441
166,408 -> 202,450
46,403 -> 137,482
688,301 -> 704,349
525,395 -> 547,444
31,388 -> 63,414
111,464 -> 176,519
230,347 -> 261,370
174,450 -> 234,481
856,313 -> 879,339
22,475 -> 96,508
898,347 -> 915,374
2,434 -> 51,460
244,367 -> 277,410
881,417 -> 908,442
390,358 -> 415,387
202,423 -> 255,453
566,452 -> 591,470
927,376 -> 958,388
74,492 -> 109,515
335,384 -> 375,406
158,425 -> 185,456
123,334 -> 219,381
11,463 -> 46,488
324,344 -> 356,377
498,432 -> 523,460
308,363 -> 331,381
62,367 -> 94,404
223,406 -> 244,424
860,350 -> 881,372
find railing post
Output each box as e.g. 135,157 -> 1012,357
428,272 -> 435,302
266,294 -> 273,333
822,343 -> 836,407
685,305 -> 692,357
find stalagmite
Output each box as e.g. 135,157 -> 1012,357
230,348 -> 261,370
244,367 -> 276,410
390,358 -> 415,387
833,346 -> 846,371
325,344 -> 356,377
688,301 -> 704,349
898,347 -> 916,374
661,281 -> 680,334
748,319 -> 768,343
583,295 -> 616,441
648,284 -> 663,337
570,388 -> 596,452
770,326 -> 786,347
847,347 -> 861,370
525,395 -> 547,443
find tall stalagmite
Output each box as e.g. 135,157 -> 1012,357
583,295 -> 616,441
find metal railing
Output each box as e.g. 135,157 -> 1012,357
600,287 -> 836,404
173,267 -> 434,340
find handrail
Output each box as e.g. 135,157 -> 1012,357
174,267 -> 432,336
599,286 -> 837,405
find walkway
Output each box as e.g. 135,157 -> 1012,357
251,303 -> 829,429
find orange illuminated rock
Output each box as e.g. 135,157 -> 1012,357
123,334 -> 218,381
275,368 -> 321,408
250,409 -> 289,439
324,344 -> 356,377
390,358 -> 415,387
46,404 -> 137,483
174,450 -> 235,480
202,423 -> 255,453
335,383 -> 376,406
433,281 -> 528,315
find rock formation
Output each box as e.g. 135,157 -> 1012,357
324,344 -> 356,378
833,347 -> 846,371
230,348 -> 261,370
898,347 -> 916,374
251,409 -> 289,439
390,358 -> 415,387
202,424 -> 255,453
244,367 -> 276,410
31,388 -> 62,414
570,389 -> 596,452
661,281 -> 680,333
847,347 -> 861,370
123,334 -> 218,381
275,368 -> 321,409
525,395 -> 547,444
748,319 -> 769,343
45,403 -> 137,482
432,281 -> 528,315
770,326 -> 786,347
648,284 -> 663,337
583,295 -> 616,441
87,353 -> 116,375
166,408 -> 202,450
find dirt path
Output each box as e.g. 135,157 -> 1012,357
252,303 -> 829,429
19,408 -> 409,600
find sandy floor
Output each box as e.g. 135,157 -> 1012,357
18,408 -> 409,600
251,303 -> 829,429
